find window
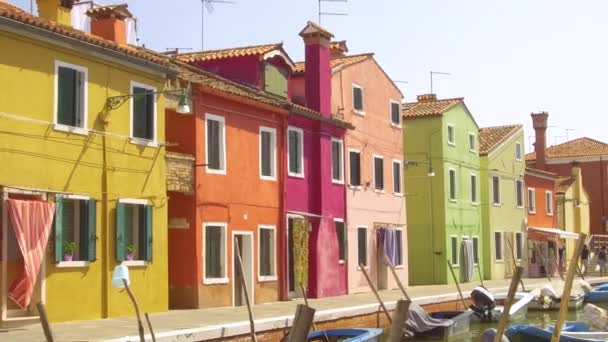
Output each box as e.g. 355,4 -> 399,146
259,226 -> 276,280
470,174 -> 478,203
450,236 -> 458,266
116,200 -> 153,262
352,85 -> 364,112
390,100 -> 401,126
395,229 -> 403,266
203,222 -> 227,283
494,232 -> 503,261
468,133 -> 476,152
131,82 -> 156,142
528,188 -> 536,213
516,179 -> 524,207
55,61 -> 87,131
546,191 -> 553,215
335,219 -> 346,262
259,127 -> 277,180
447,124 -> 455,145
449,169 -> 457,200
515,232 -> 523,260
206,114 -> 226,174
492,176 -> 501,205
349,150 -> 361,186
331,138 -> 344,183
374,156 -> 384,191
472,236 -> 479,264
515,142 -> 522,161
357,226 -> 367,267
54,195 -> 96,263
393,160 -> 402,194
288,127 -> 304,177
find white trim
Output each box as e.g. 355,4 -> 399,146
347,148 -> 361,186
205,113 -> 227,175
546,155 -> 608,164
56,261 -> 89,268
494,231 -> 504,263
357,225 -> 368,269
259,126 -> 277,181
287,126 -> 304,178
203,222 -> 229,285
231,230 -> 255,307
448,168 -> 457,201
515,178 -> 524,208
545,191 -> 554,216
492,175 -> 501,206
118,198 -> 149,205
392,159 -> 403,195
528,187 -> 537,213
352,83 -> 365,115
331,138 -> 345,184
121,260 -> 149,267
470,173 -> 478,205
257,225 -> 277,282
515,142 -> 523,161
449,235 -> 459,267
129,81 -> 157,145
59,194 -> 90,201
447,123 -> 456,146
372,154 -> 384,191
389,100 -> 401,128
54,60 -> 89,134
334,218 -> 346,263
468,132 -> 476,153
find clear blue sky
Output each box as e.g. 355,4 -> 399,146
11,0 -> 608,152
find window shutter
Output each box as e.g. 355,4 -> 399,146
375,158 -> 383,190
116,202 -> 126,261
353,87 -> 363,110
57,67 -> 77,127
261,131 -> 271,176
288,131 -> 299,173
145,93 -> 154,140
54,196 -> 63,263
350,152 -> 360,186
132,87 -> 146,139
144,205 -> 153,262
332,142 -> 340,180
84,200 -> 96,262
207,120 -> 220,169
391,102 -> 400,124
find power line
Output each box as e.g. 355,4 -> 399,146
318,0 -> 348,25
201,0 -> 236,50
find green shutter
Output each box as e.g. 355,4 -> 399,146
54,196 -> 63,263
57,67 -> 77,126
87,200 -> 97,262
116,202 -> 126,261
144,205 -> 153,262
264,64 -> 288,98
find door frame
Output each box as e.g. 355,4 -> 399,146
231,230 -> 254,307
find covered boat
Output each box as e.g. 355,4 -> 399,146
585,283 -> 608,303
307,328 -> 383,342
403,302 -> 473,339
528,281 -> 588,310
506,322 -> 608,342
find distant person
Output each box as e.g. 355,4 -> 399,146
581,244 -> 590,275
558,244 -> 566,272
599,246 -> 607,277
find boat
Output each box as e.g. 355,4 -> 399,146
307,328 -> 383,341
528,292 -> 585,310
470,291 -> 534,323
585,283 -> 608,303
506,322 -> 608,342
403,305 -> 474,340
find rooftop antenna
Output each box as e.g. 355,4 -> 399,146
565,128 -> 575,141
201,0 -> 236,51
554,135 -> 567,145
164,48 -> 194,55
430,71 -> 450,94
318,0 -> 348,25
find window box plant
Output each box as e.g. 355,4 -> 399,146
63,241 -> 76,262
126,244 -> 136,261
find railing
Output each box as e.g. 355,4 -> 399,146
590,234 -> 608,252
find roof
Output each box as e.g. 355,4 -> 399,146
293,53 -> 373,73
402,96 -> 464,118
174,43 -> 284,63
525,167 -> 559,179
526,137 -> 608,161
556,177 -> 575,193
0,2 -> 169,67
478,124 -> 522,155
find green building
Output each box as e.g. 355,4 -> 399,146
403,94 -> 482,285
478,125 -> 527,280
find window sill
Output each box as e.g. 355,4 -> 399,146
206,168 -> 227,175
374,189 -> 385,194
352,109 -> 365,116
469,149 -> 476,153
450,264 -> 460,268
495,260 -> 504,264
348,185 -> 362,190
471,202 -> 479,206
516,206 -> 524,209
393,192 -> 404,197
260,175 -> 277,181
547,213 -> 554,216
288,173 -> 305,179
449,199 -> 457,203
447,142 -> 456,147
54,124 -> 88,136
492,203 -> 502,207
515,159 -> 522,162
258,276 -> 277,283
130,138 -> 158,148
357,265 -> 370,271
390,123 -> 402,129
332,180 -> 345,185
394,264 -> 405,269
203,277 -> 229,285
338,260 -> 346,265
122,260 -> 149,267
56,261 -> 89,268
529,211 -> 536,215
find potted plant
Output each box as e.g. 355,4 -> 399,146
63,241 -> 76,262
126,244 -> 136,261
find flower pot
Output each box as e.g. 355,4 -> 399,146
63,253 -> 73,262
126,253 -> 135,261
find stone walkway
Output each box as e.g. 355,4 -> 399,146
2,276 -> 606,341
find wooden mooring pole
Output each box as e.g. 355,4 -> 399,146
235,240 -> 258,342
446,260 -> 468,310
507,238 -> 526,291
384,255 -> 411,301
36,302 -> 55,342
359,263 -> 392,323
494,266 -> 523,342
389,299 -> 411,342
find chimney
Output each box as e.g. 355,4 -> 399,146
571,161 -> 583,199
417,94 -> 437,102
86,4 -> 132,45
37,0 -> 77,26
329,40 -> 348,58
299,21 -> 334,116
531,111 -> 549,170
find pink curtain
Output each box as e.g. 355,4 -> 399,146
6,199 -> 55,309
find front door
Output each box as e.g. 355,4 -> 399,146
233,232 -> 253,307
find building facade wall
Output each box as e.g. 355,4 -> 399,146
525,174 -> 557,229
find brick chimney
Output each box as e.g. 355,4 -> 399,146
417,94 -> 437,102
37,0 -> 78,26
531,111 -> 549,170
329,40 -> 348,58
299,21 -> 333,117
86,4 -> 132,45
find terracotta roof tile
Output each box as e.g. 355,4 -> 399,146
526,137 -> 608,161
478,124 -> 522,155
556,177 -> 575,193
293,53 -> 373,73
86,4 -> 132,20
525,167 -> 559,179
402,96 -> 463,119
0,2 -> 169,67
175,43 -> 283,63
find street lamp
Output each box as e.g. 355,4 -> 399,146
112,265 -> 145,342
104,88 -> 192,115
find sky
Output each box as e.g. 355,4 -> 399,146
10,0 -> 608,152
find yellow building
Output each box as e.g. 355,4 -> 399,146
0,0 -> 174,323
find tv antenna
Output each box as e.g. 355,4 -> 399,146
430,71 -> 450,94
565,128 -> 575,141
201,0 -> 236,50
163,48 -> 194,55
318,0 -> 348,25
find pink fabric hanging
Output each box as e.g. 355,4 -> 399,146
6,199 -> 55,309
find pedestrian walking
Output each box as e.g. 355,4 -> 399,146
599,246 -> 607,276
581,244 -> 590,275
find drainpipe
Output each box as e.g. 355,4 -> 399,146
279,112 -> 288,301
342,129 -> 348,295
101,111 -> 110,318
601,156 -> 605,233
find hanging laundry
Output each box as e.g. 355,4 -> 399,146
378,228 -> 398,266
461,239 -> 475,282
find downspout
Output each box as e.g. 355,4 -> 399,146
342,127 -> 348,295
279,111 -> 288,300
101,110 -> 110,318
601,156 -> 605,233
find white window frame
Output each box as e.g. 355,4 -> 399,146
447,124 -> 456,146
392,160 -> 403,195
331,138 -> 344,184
287,126 -> 304,178
352,84 -> 365,115
528,188 -> 536,213
470,173 -> 478,205
129,81 -> 158,147
54,60 -> 89,135
334,218 -> 346,264
357,225 -> 368,270
259,126 -> 277,181
348,147 -> 362,189
494,231 -> 504,262
468,132 -> 476,152
205,113 -> 227,175
546,191 -> 554,216
515,232 -> 524,261
515,179 -> 524,208
450,235 -> 459,267
515,142 -> 522,161
202,222 -> 229,284
257,225 -> 277,282
372,154 -> 384,193
472,236 -> 479,265
394,228 -> 404,267
492,175 -> 501,206
389,99 -> 401,128
448,168 -> 457,201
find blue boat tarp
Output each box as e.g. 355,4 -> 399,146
307,328 -> 383,342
